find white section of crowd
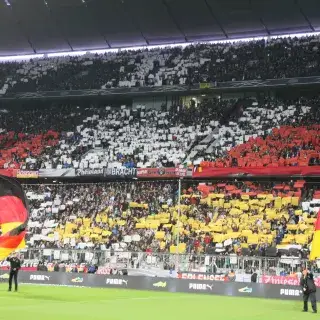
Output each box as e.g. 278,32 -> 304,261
1,33 -> 320,95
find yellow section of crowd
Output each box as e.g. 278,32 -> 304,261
47,193 -> 315,253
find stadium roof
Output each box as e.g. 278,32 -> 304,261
2,0 -> 320,56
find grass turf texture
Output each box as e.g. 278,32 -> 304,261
0,284 -> 317,320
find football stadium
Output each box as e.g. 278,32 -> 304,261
1,0 -> 320,318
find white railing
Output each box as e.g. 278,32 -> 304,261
19,249 -> 316,275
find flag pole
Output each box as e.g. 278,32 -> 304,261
176,177 -> 182,271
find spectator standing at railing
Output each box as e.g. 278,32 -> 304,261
251,268 -> 258,283
227,269 -> 236,282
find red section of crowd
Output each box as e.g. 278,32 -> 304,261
201,125 -> 320,169
197,180 -> 305,199
0,130 -> 59,169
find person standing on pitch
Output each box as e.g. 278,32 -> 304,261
300,268 -> 317,313
7,253 -> 22,292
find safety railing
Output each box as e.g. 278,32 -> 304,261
18,249 -> 319,275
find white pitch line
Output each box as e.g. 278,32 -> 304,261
96,295 -> 196,303
0,292 -> 198,310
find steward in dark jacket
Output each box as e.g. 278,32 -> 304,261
300,269 -> 317,313
7,254 -> 22,292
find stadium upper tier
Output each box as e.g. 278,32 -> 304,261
0,96 -> 319,170
1,35 -> 320,95
25,180 -> 319,257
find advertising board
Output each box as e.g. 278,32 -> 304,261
0,271 -> 316,301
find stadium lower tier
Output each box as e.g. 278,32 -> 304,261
24,180 -> 320,257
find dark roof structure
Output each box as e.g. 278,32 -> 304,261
1,0 -> 320,56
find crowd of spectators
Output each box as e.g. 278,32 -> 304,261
196,96 -> 320,166
3,34 -> 320,273
1,95 -> 320,170
209,125 -> 320,168
1,35 -> 320,95
26,181 -> 176,252
24,179 -> 320,259
0,99 -> 232,170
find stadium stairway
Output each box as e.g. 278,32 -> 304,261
184,124 -> 220,164
186,98 -> 255,164
206,98 -> 258,156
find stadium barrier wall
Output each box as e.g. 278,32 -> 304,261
193,165 -> 320,177
0,271 -> 317,301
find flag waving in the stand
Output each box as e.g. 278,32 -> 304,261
0,176 -> 28,260
310,210 -> 320,261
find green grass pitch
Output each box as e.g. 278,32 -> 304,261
0,284 -> 317,320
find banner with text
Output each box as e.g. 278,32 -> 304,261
104,167 -> 137,179
137,167 -> 190,178
16,170 -> 39,179
0,271 -> 317,301
75,168 -> 104,177
261,275 -> 320,287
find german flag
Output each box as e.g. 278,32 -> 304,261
0,176 -> 28,260
310,210 -> 320,261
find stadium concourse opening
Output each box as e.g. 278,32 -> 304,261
1,0 -> 320,317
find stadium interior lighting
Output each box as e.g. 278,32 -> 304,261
0,31 -> 320,62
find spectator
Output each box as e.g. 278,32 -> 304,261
251,269 -> 258,283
